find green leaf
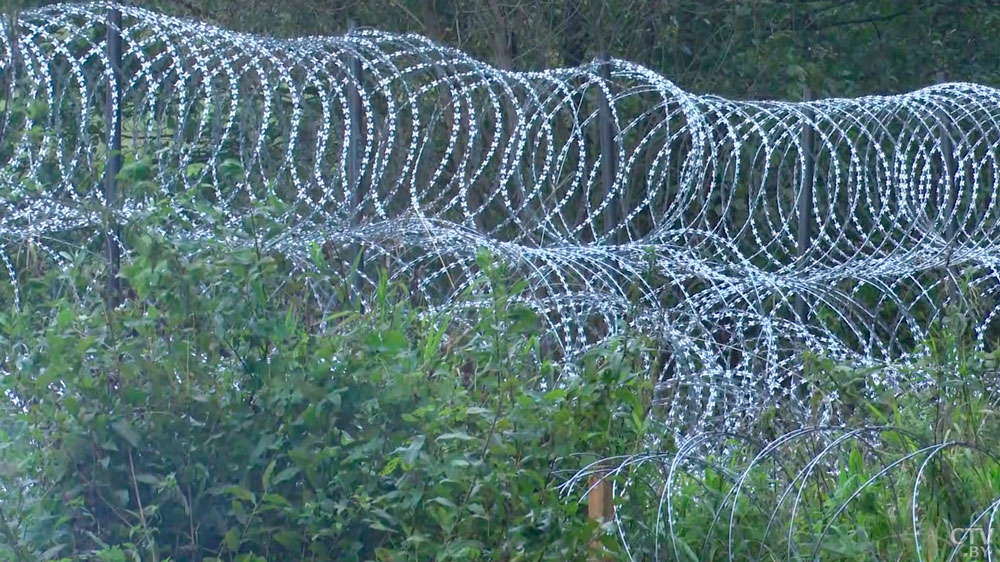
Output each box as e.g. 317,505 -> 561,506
543,389 -> 567,402
288,449 -> 316,470
397,434 -> 425,465
369,329 -> 407,352
219,158 -> 245,179
134,473 -> 160,486
27,99 -> 48,121
223,528 -> 240,552
223,485 -> 256,503
262,459 -> 276,490
111,419 -> 141,449
381,456 -> 403,476
848,445 -> 864,477
113,489 -> 130,506
272,466 -> 300,485
430,496 -> 458,509
39,545 -> 66,560
263,493 -> 291,507
273,531 -> 301,551
117,158 -> 152,183
436,432 -> 475,442
185,162 -> 207,179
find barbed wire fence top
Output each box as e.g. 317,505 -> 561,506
3,2 -> 1000,432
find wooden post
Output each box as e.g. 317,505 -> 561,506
346,19 -> 364,308
104,7 -> 122,304
587,468 -> 614,560
794,88 -> 814,322
597,53 -> 618,243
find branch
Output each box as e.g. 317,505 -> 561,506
805,9 -> 912,31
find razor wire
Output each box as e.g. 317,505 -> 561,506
3,3 -> 1000,431
562,426 -> 1000,562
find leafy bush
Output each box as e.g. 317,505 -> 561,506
571,311 -> 1000,561
0,227 -> 653,561
2,195 -> 1000,562
6,235 -> 1000,562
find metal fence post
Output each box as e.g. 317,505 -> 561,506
105,7 -> 122,303
794,88 -> 814,322
936,71 -> 958,304
597,53 -> 618,243
590,56 -> 617,556
347,19 -> 364,308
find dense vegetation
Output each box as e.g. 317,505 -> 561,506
12,0 -> 1000,99
0,214 -> 658,560
2,211 -> 1000,561
4,1 -> 1000,560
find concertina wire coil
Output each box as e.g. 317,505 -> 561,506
3,2 -> 1000,431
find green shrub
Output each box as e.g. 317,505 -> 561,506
0,230 -> 653,561
4,205 -> 1000,562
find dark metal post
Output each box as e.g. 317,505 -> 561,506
347,19 -> 364,307
593,64 -> 629,521
347,20 -> 362,216
105,7 -> 122,303
937,71 -> 958,247
597,53 -> 618,243
794,88 -> 814,322
936,71 -> 959,306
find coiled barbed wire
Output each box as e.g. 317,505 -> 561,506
2,3 -> 1000,431
562,426 -> 1000,561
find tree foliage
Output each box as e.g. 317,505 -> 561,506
0,213 -> 655,560
4,1 -> 1000,560
7,0 -> 990,99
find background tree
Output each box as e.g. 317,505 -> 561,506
8,0 -> 982,100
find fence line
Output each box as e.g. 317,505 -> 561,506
3,3 -> 1000,431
